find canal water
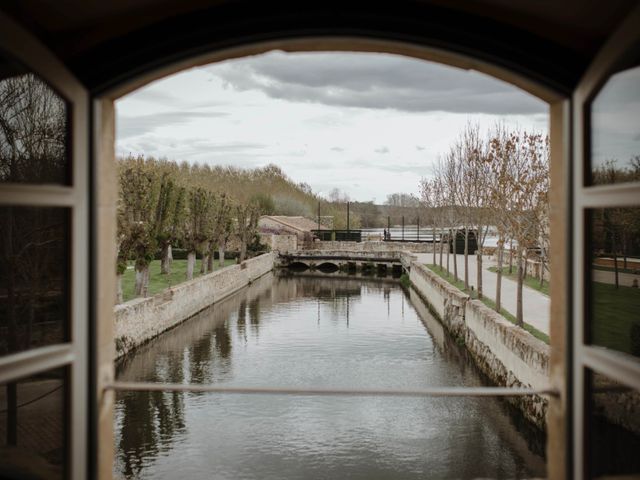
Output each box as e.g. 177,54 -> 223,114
114,273 -> 546,479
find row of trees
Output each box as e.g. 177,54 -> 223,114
117,156 -> 262,302
421,124 -> 549,326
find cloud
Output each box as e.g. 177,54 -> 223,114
416,145 -> 425,151
116,110 -> 228,139
331,146 -> 344,152
213,51 -> 546,115
374,146 -> 390,154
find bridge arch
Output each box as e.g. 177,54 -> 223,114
287,261 -> 310,272
316,262 -> 340,273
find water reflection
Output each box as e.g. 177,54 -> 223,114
115,273 -> 545,479
589,207 -> 640,357
0,64 -> 70,184
587,371 -> 640,477
0,206 -> 69,357
590,63 -> 640,185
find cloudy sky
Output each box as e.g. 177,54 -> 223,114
116,51 -> 548,202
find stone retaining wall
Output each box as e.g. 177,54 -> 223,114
409,262 -> 550,429
114,253 -> 274,357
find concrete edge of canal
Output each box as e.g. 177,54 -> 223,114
408,261 -> 550,430
114,253 -> 275,358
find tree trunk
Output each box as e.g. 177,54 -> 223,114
476,230 -> 483,299
116,273 -> 123,304
508,239 -> 514,274
446,231 -> 450,274
207,247 -> 215,272
613,241 -> 619,289
160,243 -> 171,274
496,239 -> 503,312
463,228 -> 469,290
539,257 -> 545,288
432,226 -> 437,265
452,229 -> 458,282
201,253 -> 209,274
439,232 -> 444,269
239,239 -> 247,263
143,266 -> 149,297
186,251 -> 196,280
134,264 -> 145,297
218,244 -> 226,267
133,263 -> 150,297
516,246 -> 524,326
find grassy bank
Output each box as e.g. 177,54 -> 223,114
426,264 -> 550,344
591,281 -> 640,355
121,258 -> 235,302
488,266 -> 550,296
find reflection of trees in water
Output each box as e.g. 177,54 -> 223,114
117,366 -> 186,478
248,298 -> 260,338
188,332 -> 214,384
214,323 -> 232,360
0,207 -> 68,355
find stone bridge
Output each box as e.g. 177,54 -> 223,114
276,250 -> 415,275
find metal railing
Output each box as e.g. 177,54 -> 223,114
106,381 -> 559,398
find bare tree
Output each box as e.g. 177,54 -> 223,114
488,130 -> 549,325
0,74 -> 67,183
462,124 -> 491,299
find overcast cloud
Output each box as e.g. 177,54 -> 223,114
213,52 -> 545,115
116,51 -> 548,201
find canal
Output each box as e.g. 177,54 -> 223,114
114,273 -> 546,479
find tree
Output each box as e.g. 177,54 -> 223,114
487,129 -> 549,325
461,124 -> 492,299
212,193 -> 234,268
154,173 -> 185,275
0,74 -> 67,183
118,156 -> 160,297
183,187 -> 214,280
236,200 -> 260,262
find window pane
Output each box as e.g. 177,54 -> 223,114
0,206 -> 70,356
590,64 -> 640,185
588,208 -> 640,357
0,367 -> 68,479
587,370 -> 640,478
0,52 -> 70,184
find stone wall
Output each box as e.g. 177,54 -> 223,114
265,234 -> 298,253
409,262 -> 550,429
114,253 -> 274,357
312,240 -> 433,253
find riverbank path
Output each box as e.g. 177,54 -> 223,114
414,253 -> 550,336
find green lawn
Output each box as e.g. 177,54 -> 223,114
488,266 -> 550,296
591,281 -> 640,356
426,264 -> 550,344
121,258 -> 236,302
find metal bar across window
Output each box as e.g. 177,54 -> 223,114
107,382 -> 559,398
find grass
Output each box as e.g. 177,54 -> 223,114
592,265 -> 638,275
591,281 -> 640,356
121,258 -> 235,302
488,266 -> 550,296
426,264 -> 550,344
